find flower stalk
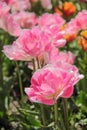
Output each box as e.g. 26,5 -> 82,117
40,105 -> 47,128
54,102 -> 60,129
62,99 -> 69,130
0,39 -> 3,88
32,58 -> 36,72
36,58 -> 47,128
16,62 -> 24,102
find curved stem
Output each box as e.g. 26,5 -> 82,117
16,62 -> 24,102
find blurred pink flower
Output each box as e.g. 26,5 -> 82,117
41,0 -> 52,9
0,1 -> 22,36
3,27 -> 52,60
65,10 -> 87,34
25,62 -> 84,105
38,13 -> 65,28
43,25 -> 66,47
17,27 -> 52,57
3,41 -> 31,61
0,13 -> 22,36
8,0 -> 31,12
38,13 -> 66,48
0,1 -> 10,16
47,48 -> 75,64
0,0 -> 10,4
13,11 -> 37,28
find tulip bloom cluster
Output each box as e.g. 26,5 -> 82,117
2,0 -> 85,105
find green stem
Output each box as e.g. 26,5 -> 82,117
36,57 -> 40,69
40,105 -> 47,128
62,99 -> 69,130
83,51 -> 87,92
0,40 -> 5,111
54,102 -> 60,129
16,62 -> 24,102
0,42 -> 3,87
32,58 -> 36,72
36,58 -> 48,129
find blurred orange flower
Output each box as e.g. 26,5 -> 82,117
54,2 -> 76,17
61,23 -> 68,30
63,2 -> 76,16
64,33 -> 77,42
61,23 -> 77,42
81,30 -> 87,38
78,30 -> 87,51
54,7 -> 63,16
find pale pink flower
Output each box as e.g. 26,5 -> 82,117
3,27 -> 52,60
38,13 -> 66,48
0,1 -> 22,36
41,0 -> 52,9
43,25 -> 66,48
47,48 -> 75,64
58,51 -> 75,64
38,13 -> 65,28
17,27 -> 52,57
0,0 -> 10,4
65,10 -> 87,34
28,48 -> 75,70
25,62 -> 84,105
3,41 -> 31,61
0,13 -> 22,36
8,0 -> 31,12
0,1 -> 10,16
2,0 -> 9,4
13,11 -> 37,28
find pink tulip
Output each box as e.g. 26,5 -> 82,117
2,0 -> 9,4
41,0 -> 52,9
65,10 -> 87,34
0,0 -> 10,4
38,13 -> 65,28
43,25 -> 66,47
3,27 -> 52,60
28,48 -> 75,70
17,27 -> 52,57
58,51 -> 75,64
0,1 -> 10,16
38,13 -> 66,48
8,0 -> 31,12
3,41 -> 31,61
47,48 -> 75,64
0,1 -> 22,36
25,62 -> 84,105
0,13 -> 22,36
13,11 -> 37,28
